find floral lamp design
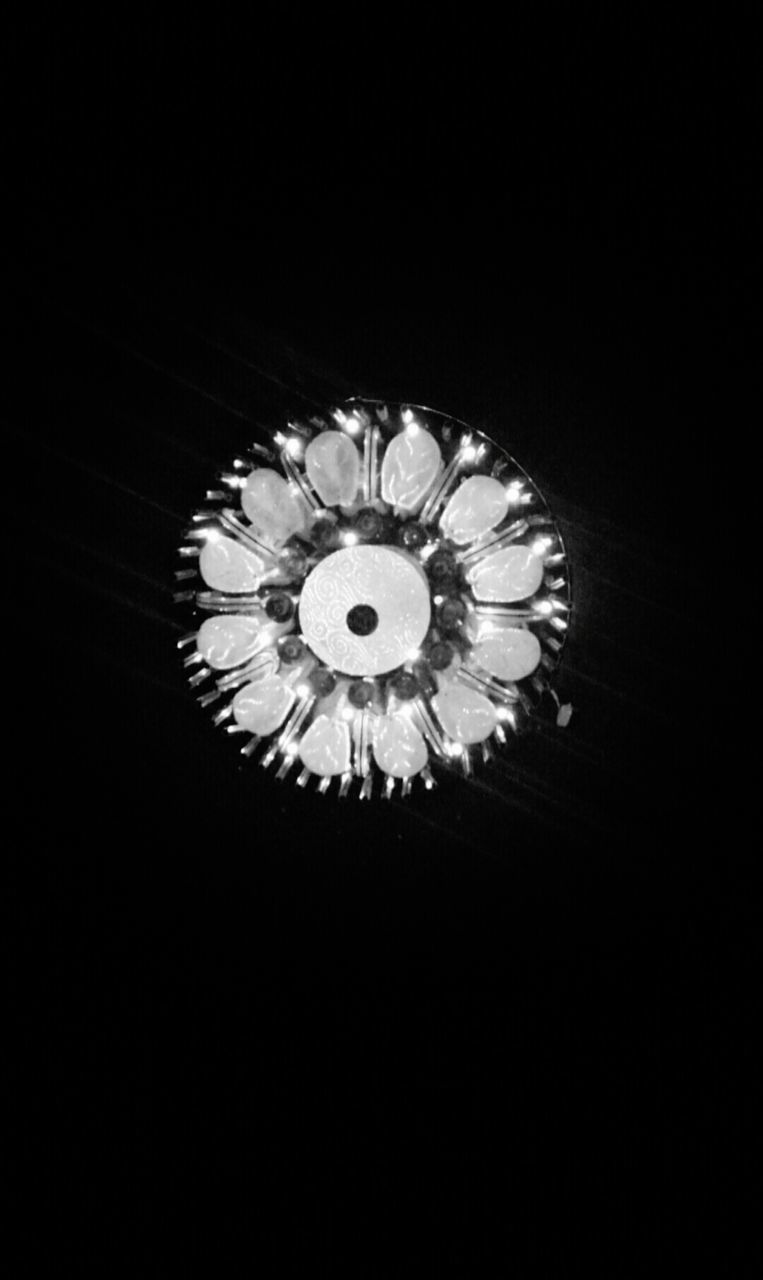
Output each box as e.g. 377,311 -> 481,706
176,400 -> 571,798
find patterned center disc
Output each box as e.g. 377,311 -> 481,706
298,546 -> 431,677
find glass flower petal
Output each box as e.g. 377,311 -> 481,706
197,612 -> 269,670
381,427 -> 442,512
432,685 -> 497,743
372,714 -> 428,779
472,626 -> 541,681
241,468 -> 307,544
305,431 -> 360,507
199,536 -> 265,593
440,475 -> 509,545
298,715 -> 351,777
466,545 -> 544,603
232,676 -> 295,735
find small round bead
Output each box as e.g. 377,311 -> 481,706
348,680 -> 375,709
354,509 -> 382,539
388,671 -> 419,701
438,597 -> 467,629
279,635 -> 307,664
427,549 -> 459,583
428,641 -> 455,671
399,522 -> 428,550
311,518 -> 339,550
265,592 -> 295,622
309,667 -> 337,697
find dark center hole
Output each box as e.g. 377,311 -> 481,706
347,604 -> 379,636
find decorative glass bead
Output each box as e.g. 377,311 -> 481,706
387,670 -> 419,700
265,592 -> 295,622
309,667 -> 337,697
279,635 -> 307,664
348,680 -> 375,709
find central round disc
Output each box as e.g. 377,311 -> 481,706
298,545 -> 431,677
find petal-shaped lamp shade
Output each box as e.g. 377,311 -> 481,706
199,536 -> 265,593
241,468 -> 307,545
466,546 -> 544,603
381,427 -> 441,512
440,475 -> 509,545
232,676 -> 295,735
472,627 -> 541,681
305,431 -> 360,507
298,715 -> 351,777
196,612 -> 269,670
432,685 -> 497,743
372,714 -> 428,779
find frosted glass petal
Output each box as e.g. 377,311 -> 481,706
199,536 -> 265,593
232,677 -> 295,735
305,431 -> 360,507
298,715 -> 351,777
466,546 -> 544,603
372,714 -> 428,779
440,475 -> 509,545
432,685 -> 497,744
472,627 -> 541,681
196,612 -> 268,670
241,468 -> 306,544
381,428 -> 441,512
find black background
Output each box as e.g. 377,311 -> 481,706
6,15 -> 756,1272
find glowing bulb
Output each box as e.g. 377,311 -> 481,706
285,437 -> 302,458
460,445 -> 478,463
342,531 -> 359,546
506,482 -> 523,502
405,421 -> 420,436
497,707 -> 515,724
406,648 -> 421,662
273,431 -> 288,448
296,684 -> 310,698
345,416 -> 362,436
205,528 -> 221,544
534,600 -> 554,616
284,740 -> 300,757
401,408 -> 414,424
433,595 -> 444,606
448,742 -> 464,757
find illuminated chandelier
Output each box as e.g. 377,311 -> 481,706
176,399 -> 571,798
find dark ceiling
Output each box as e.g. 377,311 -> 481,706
6,15 -> 754,1271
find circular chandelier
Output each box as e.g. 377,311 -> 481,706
176,399 -> 571,798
